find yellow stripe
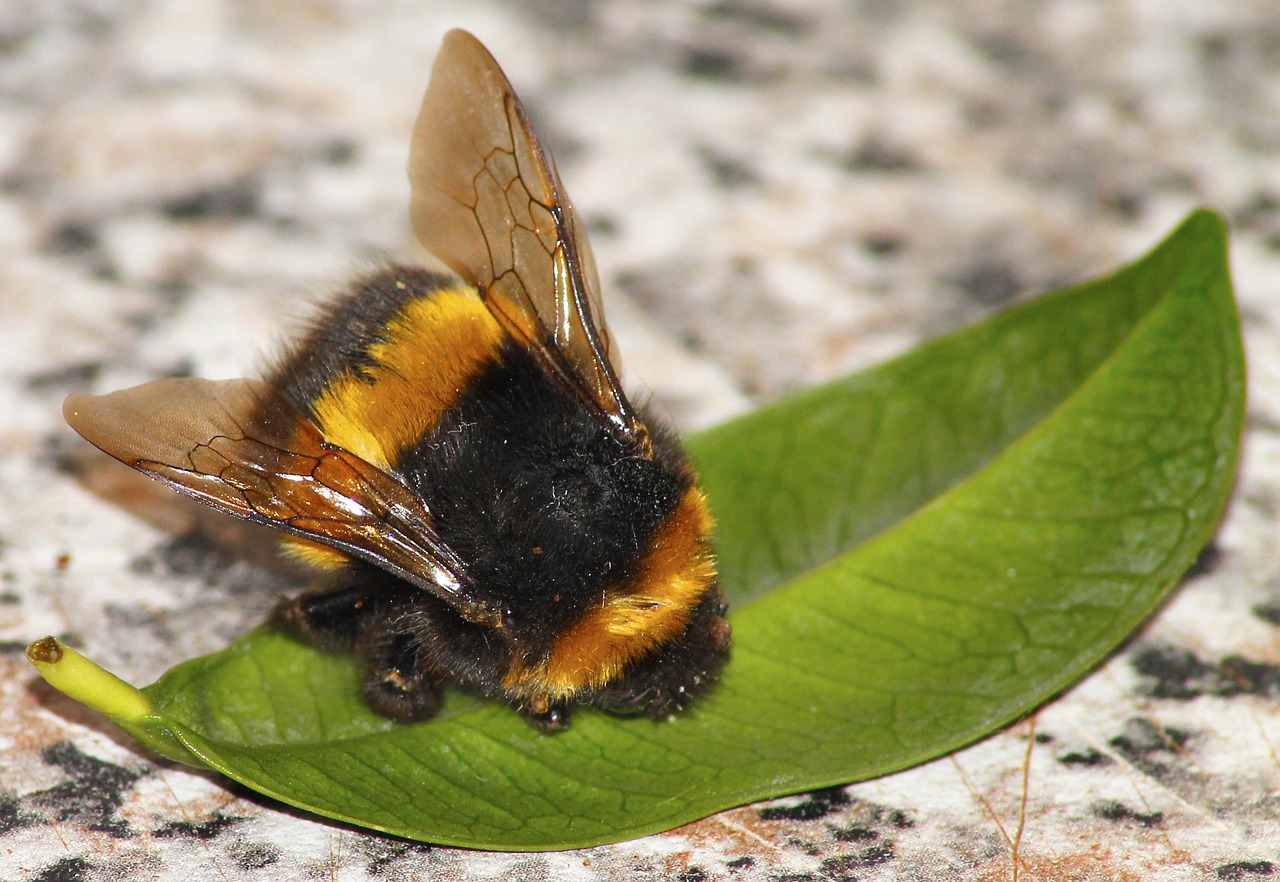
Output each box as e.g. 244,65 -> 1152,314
504,485 -> 718,700
279,535 -> 351,570
310,285 -> 505,470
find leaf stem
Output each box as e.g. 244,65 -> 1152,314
27,636 -> 157,723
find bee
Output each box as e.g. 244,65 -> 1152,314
63,29 -> 730,731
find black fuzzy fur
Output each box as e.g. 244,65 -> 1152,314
275,267 -> 730,728
397,336 -> 686,657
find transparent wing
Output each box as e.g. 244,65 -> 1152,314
409,28 -> 640,441
64,378 -> 501,626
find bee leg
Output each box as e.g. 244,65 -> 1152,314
523,700 -> 571,733
274,581 -> 382,650
362,631 -> 445,722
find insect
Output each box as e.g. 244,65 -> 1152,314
63,29 -> 730,731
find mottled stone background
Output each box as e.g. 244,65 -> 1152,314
2,1 -> 1279,880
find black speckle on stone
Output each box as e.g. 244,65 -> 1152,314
1220,655 -> 1280,697
1198,32 -> 1232,63
678,868 -> 708,882
153,275 -> 194,308
125,528 -> 288,601
950,255 -> 1023,306
885,809 -> 913,828
1033,732 -> 1054,744
818,855 -> 858,882
1132,643 -> 1280,700
57,630 -> 85,648
862,231 -> 904,257
1184,541 -> 1223,579
1254,601 -> 1280,627
0,640 -> 30,655
0,791 -> 42,835
968,30 -> 1040,73
0,171 -> 30,196
1103,188 -> 1145,221
164,357 -> 196,380
821,842 -> 895,879
24,360 -> 103,394
1108,718 -> 1193,781
727,856 -> 755,870
1057,747 -> 1113,767
1094,800 -> 1163,828
1117,717 -> 1190,753
43,431 -> 85,477
1236,190 -> 1280,231
788,835 -> 821,856
104,602 -> 175,645
128,532 -> 237,584
1130,644 -> 1221,699
587,213 -> 619,236
842,135 -> 920,173
859,804 -> 914,829
152,811 -> 244,840
773,875 -> 817,882
230,840 -> 282,871
1218,861 -> 1276,880
963,98 -> 1004,129
683,47 -> 745,80
760,786 -> 851,822
160,180 -> 259,221
696,145 -> 760,188
44,221 -> 100,256
29,740 -> 144,838
26,856 -> 94,882
859,843 -> 895,866
320,139 -> 358,165
704,2 -> 810,35
89,262 -> 121,282
612,268 -> 644,294
832,824 -> 876,842
363,839 -> 434,876
0,589 -> 20,604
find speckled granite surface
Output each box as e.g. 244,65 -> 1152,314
2,1 -> 1280,880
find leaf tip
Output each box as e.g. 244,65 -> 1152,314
1179,207 -> 1229,244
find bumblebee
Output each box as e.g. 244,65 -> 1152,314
63,30 -> 729,731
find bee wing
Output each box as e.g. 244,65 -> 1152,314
409,29 -> 640,442
63,378 -> 501,626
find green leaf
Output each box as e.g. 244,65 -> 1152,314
32,210 -> 1244,849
